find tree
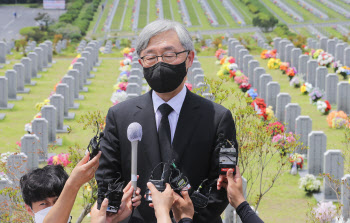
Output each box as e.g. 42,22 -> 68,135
34,12 -> 53,31
253,13 -> 279,33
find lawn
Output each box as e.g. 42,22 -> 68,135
149,0 -> 158,22
206,0 -> 227,26
260,0 -> 298,24
87,0 -> 104,35
170,0 -> 183,23
322,26 -> 347,40
110,0 -> 127,30
121,0 -> 134,31
138,0 -> 148,29
229,0 -> 253,25
210,0 -> 239,28
184,0 -> 201,26
284,0 -> 325,23
307,0 -> 347,21
96,0 -> 115,33
162,0 -> 173,20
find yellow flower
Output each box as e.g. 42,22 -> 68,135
266,106 -> 274,120
300,85 -> 306,93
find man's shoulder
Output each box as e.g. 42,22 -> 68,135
109,92 -> 150,113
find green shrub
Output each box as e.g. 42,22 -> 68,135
19,26 -> 48,42
247,3 -> 259,14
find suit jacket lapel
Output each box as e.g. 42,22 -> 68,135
172,89 -> 201,163
133,91 -> 162,169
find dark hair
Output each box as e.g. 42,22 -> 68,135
20,165 -> 69,208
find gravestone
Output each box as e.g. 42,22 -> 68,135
130,68 -> 143,79
325,74 -> 339,104
248,60 -> 259,86
229,40 -> 240,57
197,83 -> 210,94
266,82 -> 280,113
0,41 -> 6,64
345,47 -> 350,67
238,49 -> 249,71
234,45 -> 244,65
279,40 -> 289,61
259,74 -> 272,102
126,83 -> 141,96
276,93 -> 291,123
273,37 -> 281,53
50,94 -> 69,133
243,55 -> 253,76
6,153 -> 27,186
0,77 -> 14,110
44,40 -> 53,63
56,84 -> 75,120
34,47 -> 43,72
39,43 -> 48,68
327,39 -> 336,56
337,82 -> 350,114
295,116 -> 312,155
13,63 -> 30,93
31,118 -> 49,160
253,67 -> 266,93
307,60 -> 318,86
5,70 -> 22,101
291,48 -> 301,69
298,55 -> 309,79
192,61 -> 201,70
85,47 -> 96,75
323,150 -> 343,200
194,75 -> 205,89
320,37 -> 328,51
21,57 -> 36,86
189,68 -> 204,85
335,43 -> 346,65
67,69 -> 84,100
315,67 -> 328,91
285,103 -> 301,133
73,62 -> 87,92
128,75 -> 142,87
41,105 -> 61,145
28,52 -> 39,78
20,134 -> 39,170
285,44 -> 294,65
81,51 -> 93,78
76,58 -> 91,86
61,76 -> 79,109
308,131 -> 327,176
341,174 -> 350,220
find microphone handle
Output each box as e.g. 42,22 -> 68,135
131,140 -> 138,197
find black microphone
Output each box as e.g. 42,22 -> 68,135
127,122 -> 142,197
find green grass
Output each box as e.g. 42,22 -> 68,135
184,0 -> 201,26
229,0 -> 253,25
333,0 -> 350,11
210,0 -> 239,28
206,0 -> 227,26
110,0 -> 127,30
284,0 -> 325,23
162,0 -> 173,20
138,0 -> 148,28
322,26 -> 345,39
122,0 -> 135,31
87,1 -> 104,35
149,0 -> 158,22
295,27 -> 314,38
307,0 -> 347,21
170,0 -> 183,23
260,0 -> 297,24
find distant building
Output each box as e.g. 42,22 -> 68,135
43,0 -> 65,10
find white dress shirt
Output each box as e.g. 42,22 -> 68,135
152,85 -> 187,143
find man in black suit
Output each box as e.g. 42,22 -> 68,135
96,19 -> 237,223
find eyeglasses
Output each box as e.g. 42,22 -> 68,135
140,50 -> 190,67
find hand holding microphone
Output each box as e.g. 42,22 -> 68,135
127,122 -> 142,197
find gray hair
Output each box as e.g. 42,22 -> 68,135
136,19 -> 194,56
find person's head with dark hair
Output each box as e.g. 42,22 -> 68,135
20,165 -> 69,216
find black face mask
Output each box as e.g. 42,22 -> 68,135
143,60 -> 188,93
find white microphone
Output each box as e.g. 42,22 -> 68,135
127,122 -> 142,197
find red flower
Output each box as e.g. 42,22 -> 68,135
229,70 -> 236,78
325,100 -> 331,112
266,122 -> 285,136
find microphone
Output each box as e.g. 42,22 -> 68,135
127,122 -> 142,197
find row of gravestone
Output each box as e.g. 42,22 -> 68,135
0,40 -> 100,195
104,40 -> 113,54
0,40 -> 55,120
0,41 -> 15,65
273,37 -> 350,115
198,0 -> 219,26
125,55 -> 144,99
231,38 -> 350,220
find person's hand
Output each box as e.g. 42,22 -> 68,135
68,151 -> 101,190
90,181 -> 142,223
146,182 -> 174,220
217,174 -> 227,190
172,190 -> 194,222
225,166 -> 246,209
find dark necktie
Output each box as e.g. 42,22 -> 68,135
158,103 -> 173,164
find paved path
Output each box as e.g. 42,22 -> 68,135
0,5 -> 65,41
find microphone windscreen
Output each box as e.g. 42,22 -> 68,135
127,122 -> 142,142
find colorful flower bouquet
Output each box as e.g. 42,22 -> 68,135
234,75 -> 248,85
336,66 -> 350,80
272,132 -> 296,156
290,76 -> 301,88
286,67 -> 297,81
260,49 -> 277,59
309,87 -> 324,103
300,82 -> 313,95
317,52 -> 334,67
265,106 -> 274,121
327,111 -> 349,129
215,49 -> 227,60
110,90 -> 128,105
267,58 -> 281,70
216,56 -> 238,77
279,62 -> 289,74
239,82 -> 251,93
299,174 -> 321,193
47,153 -> 71,167
251,98 -> 267,120
289,153 -> 304,169
311,49 -> 324,60
245,88 -> 258,100
35,99 -> 51,112
266,121 -> 285,137
316,100 -> 331,115
313,202 -> 337,222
